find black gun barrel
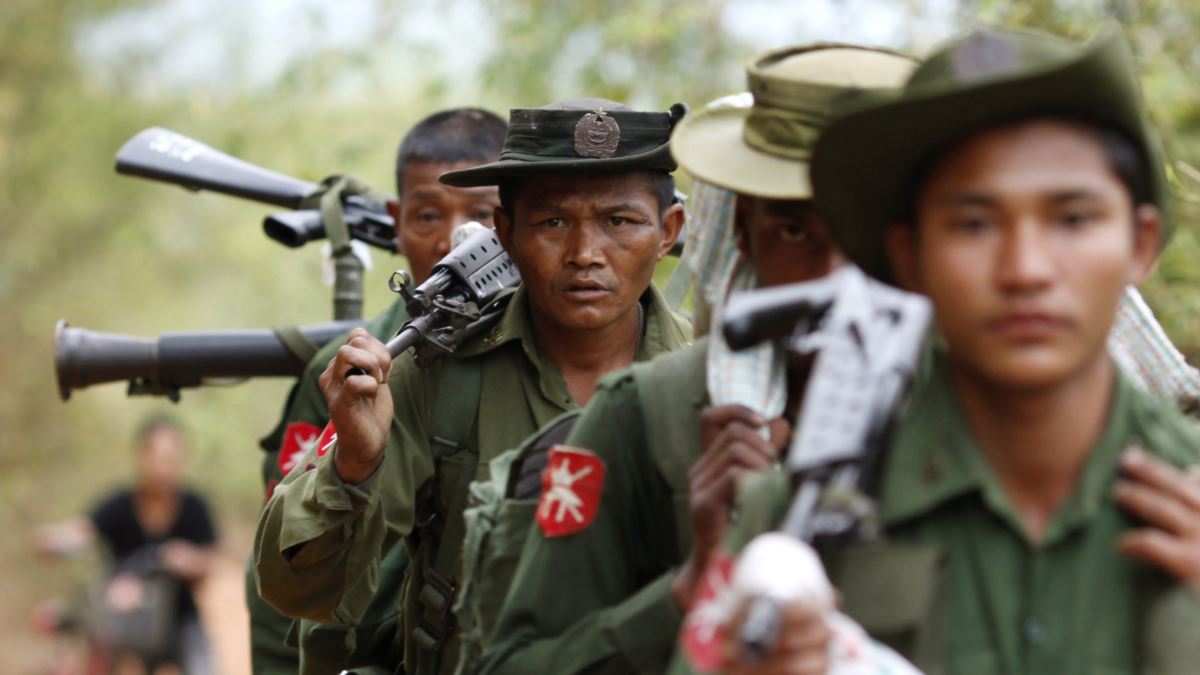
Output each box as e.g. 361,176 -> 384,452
55,319 -> 363,401
115,127 -> 317,209
721,282 -> 834,351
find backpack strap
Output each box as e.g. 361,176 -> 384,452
632,340 -> 709,494
630,340 -> 708,555
273,324 -> 321,366
410,356 -> 483,672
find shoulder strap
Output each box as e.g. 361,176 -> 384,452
411,356 -> 484,672
632,342 -> 708,493
273,325 -> 320,365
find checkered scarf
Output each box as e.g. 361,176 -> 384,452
1110,287 -> 1200,413
684,179 -> 787,419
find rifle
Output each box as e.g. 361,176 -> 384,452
54,319 -> 365,403
720,266 -> 931,661
115,127 -> 397,252
368,225 -> 521,370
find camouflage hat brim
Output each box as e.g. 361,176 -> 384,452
671,106 -> 813,200
439,144 -> 676,187
811,27 -> 1167,284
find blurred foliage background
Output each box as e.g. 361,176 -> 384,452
2,0 -> 1198,671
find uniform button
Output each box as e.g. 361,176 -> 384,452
1023,617 -> 1047,645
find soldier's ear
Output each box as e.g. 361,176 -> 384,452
886,221 -> 922,292
1127,204 -> 1162,286
656,203 -> 686,261
494,206 -> 514,253
387,199 -> 405,255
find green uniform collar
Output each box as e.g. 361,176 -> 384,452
459,283 -> 688,361
882,353 -> 1133,544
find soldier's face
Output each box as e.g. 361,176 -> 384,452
496,173 -> 683,332
734,196 -> 844,287
888,119 -> 1161,390
388,160 -> 500,284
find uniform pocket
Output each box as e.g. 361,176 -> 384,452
826,542 -> 946,675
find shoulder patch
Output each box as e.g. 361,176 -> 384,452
278,421 -> 322,475
536,445 -> 606,537
680,552 -> 736,672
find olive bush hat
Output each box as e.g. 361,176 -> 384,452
671,45 -> 917,200
811,26 -> 1168,283
440,98 -> 686,187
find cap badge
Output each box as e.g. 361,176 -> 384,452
573,110 -> 621,158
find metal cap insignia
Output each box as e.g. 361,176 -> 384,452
573,110 -> 621,158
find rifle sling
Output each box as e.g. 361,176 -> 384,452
412,356 -> 483,673
273,325 -> 320,366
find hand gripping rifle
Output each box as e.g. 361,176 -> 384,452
720,266 -> 932,662
115,127 -> 396,320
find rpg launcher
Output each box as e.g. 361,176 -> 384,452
55,225 -> 522,403
721,266 -> 932,663
54,319 -> 365,402
115,126 -> 396,252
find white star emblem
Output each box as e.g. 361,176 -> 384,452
538,457 -> 594,524
282,430 -> 319,473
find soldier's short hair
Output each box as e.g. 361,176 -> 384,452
395,108 -> 507,190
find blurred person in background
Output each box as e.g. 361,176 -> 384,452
35,415 -> 217,675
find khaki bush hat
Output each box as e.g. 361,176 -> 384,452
440,98 -> 686,187
810,26 -> 1168,284
670,45 -> 917,200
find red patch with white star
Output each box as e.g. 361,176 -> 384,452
536,445 -> 606,538
278,422 -> 322,476
680,553 -> 736,673
315,422 -> 337,459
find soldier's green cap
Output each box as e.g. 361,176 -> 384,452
440,98 -> 686,187
671,44 -> 917,200
811,26 -> 1168,284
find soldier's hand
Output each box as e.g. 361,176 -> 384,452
672,405 -> 789,610
724,599 -> 830,675
1115,445 -> 1200,588
319,328 -> 394,484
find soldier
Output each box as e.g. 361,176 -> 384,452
254,98 -> 693,675
472,46 -> 917,675
688,27 -> 1200,675
248,107 -> 507,675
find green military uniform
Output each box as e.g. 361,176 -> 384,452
477,338 -> 706,673
255,284 -> 690,667
669,25 -> 1200,675
474,46 -> 917,675
249,299 -> 412,675
256,97 -> 693,675
672,353 -> 1200,675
